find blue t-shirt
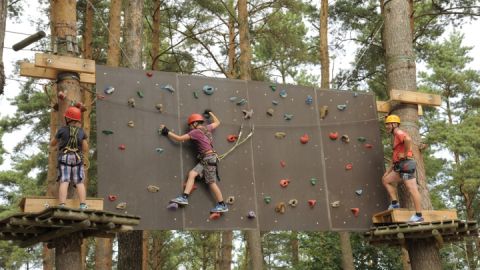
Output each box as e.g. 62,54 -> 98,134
55,126 -> 88,152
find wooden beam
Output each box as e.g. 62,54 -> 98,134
376,101 -> 391,113
390,89 -> 442,107
372,209 -> 458,224
19,219 -> 91,247
35,53 -> 95,74
20,62 -> 96,84
19,196 -> 103,212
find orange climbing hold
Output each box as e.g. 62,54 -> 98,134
329,132 -> 338,140
300,133 -> 310,144
280,160 -> 286,168
345,163 -> 353,170
279,179 -> 290,188
108,195 -> 117,201
118,144 -> 126,150
308,199 -> 316,208
364,143 -> 373,149
227,135 -> 238,142
209,212 -> 221,220
351,208 -> 360,217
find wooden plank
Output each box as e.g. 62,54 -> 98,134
376,100 -> 391,113
19,196 -> 103,212
390,89 -> 442,106
372,209 -> 457,224
35,53 -> 95,74
20,62 -> 96,84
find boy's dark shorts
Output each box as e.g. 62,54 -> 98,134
393,159 -> 417,180
193,154 -> 218,184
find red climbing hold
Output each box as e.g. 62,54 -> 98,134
118,144 -> 126,150
364,143 -> 373,149
329,132 -> 338,140
209,212 -> 221,220
279,179 -> 290,188
146,71 -> 153,77
300,133 -> 310,144
351,208 -> 360,217
308,199 -> 316,208
108,195 -> 117,201
345,163 -> 353,170
280,160 -> 286,168
227,134 -> 238,142
57,91 -> 66,100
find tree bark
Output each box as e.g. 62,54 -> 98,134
54,233 -> 83,270
339,232 -> 354,270
319,0 -> 329,89
227,0 -> 236,79
290,232 -> 299,267
382,1 -> 440,269
238,0 -> 251,80
107,0 -> 121,67
0,0 -> 6,95
117,1 -> 145,269
219,231 -> 233,270
151,0 -> 161,70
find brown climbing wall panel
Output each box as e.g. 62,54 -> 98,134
97,66 -> 387,231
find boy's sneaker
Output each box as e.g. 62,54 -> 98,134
171,195 -> 189,205
79,203 -> 88,210
408,214 -> 424,223
388,202 -> 400,210
211,203 -> 228,213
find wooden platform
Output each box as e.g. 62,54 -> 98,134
19,196 -> 103,213
0,206 -> 140,247
372,209 -> 457,224
365,219 -> 478,247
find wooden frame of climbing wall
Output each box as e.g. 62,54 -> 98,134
96,65 -> 388,231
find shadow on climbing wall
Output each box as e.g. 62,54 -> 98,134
96,65 -> 387,231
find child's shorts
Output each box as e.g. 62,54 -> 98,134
57,153 -> 84,184
192,154 -> 218,184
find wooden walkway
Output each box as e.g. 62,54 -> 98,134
0,207 -> 140,247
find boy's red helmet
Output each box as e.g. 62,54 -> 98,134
187,113 -> 204,125
64,106 -> 82,122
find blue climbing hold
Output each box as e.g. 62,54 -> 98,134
279,89 -> 287,98
104,86 -> 115,95
203,85 -> 215,95
161,84 -> 175,93
305,95 -> 313,105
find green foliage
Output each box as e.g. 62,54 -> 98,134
0,242 -> 42,270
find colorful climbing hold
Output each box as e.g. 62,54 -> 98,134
155,147 -> 164,154
300,133 -> 310,144
330,201 -> 340,208
351,208 -> 360,217
116,202 -> 127,210
57,91 -> 66,100
137,91 -> 144,98
280,160 -> 286,168
341,135 -> 350,143
355,189 -> 363,196
270,84 -> 277,91
108,195 -> 117,201
203,85 -> 215,95
229,96 -> 237,102
284,113 -> 293,121
247,211 -> 256,219
279,179 -> 290,188
357,137 -> 367,142
279,89 -> 287,98
227,135 -> 238,142
146,71 -> 153,77
227,196 -> 235,205
236,98 -> 247,106
274,132 -> 286,139
345,163 -> 353,170
161,84 -> 175,93
310,178 -> 317,186
167,202 -> 179,210
308,199 -> 316,208
118,144 -> 126,150
305,95 -> 313,105
242,109 -> 254,119
275,202 -> 286,214
127,121 -> 134,128
127,98 -> 135,108
288,199 -> 298,207
147,185 -> 160,192
193,91 -> 199,99
364,143 -> 373,149
272,100 -> 279,106
102,130 -> 114,135
329,132 -> 339,140
319,105 -> 328,119
209,212 -> 221,220
266,108 -> 274,116
264,196 -> 272,204
337,104 -> 347,111
155,103 -> 164,112
104,86 -> 115,95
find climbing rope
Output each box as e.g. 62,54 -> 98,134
218,123 -> 254,161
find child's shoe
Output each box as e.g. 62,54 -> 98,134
171,195 -> 189,205
408,214 -> 424,223
211,203 -> 228,213
79,203 -> 88,210
388,202 -> 400,210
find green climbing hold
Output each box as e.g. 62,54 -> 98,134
193,91 -> 199,99
357,137 -> 367,143
264,196 -> 272,204
310,178 -> 317,186
102,130 -> 114,135
270,84 -> 277,91
137,91 -> 144,98
155,147 -> 164,154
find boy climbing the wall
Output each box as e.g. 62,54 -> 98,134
382,114 -> 423,222
50,106 -> 89,209
159,110 -> 228,213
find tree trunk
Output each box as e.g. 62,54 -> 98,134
227,0 -> 236,79
95,238 -> 113,270
220,231 -> 233,270
319,0 -> 329,89
290,232 -> 299,267
117,1 -> 145,269
151,0 -> 161,70
0,0 -> 6,95
238,0 -> 251,80
107,0 -> 121,67
339,232 -> 354,270
54,234 -> 83,269
382,1 -> 440,269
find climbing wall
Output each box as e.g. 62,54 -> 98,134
96,65 -> 387,231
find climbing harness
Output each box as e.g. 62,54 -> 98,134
218,123 -> 254,161
59,126 -> 83,166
